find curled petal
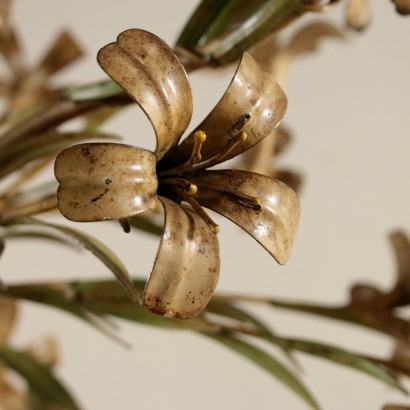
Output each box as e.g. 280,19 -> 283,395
97,29 -> 193,159
55,143 -> 158,221
170,52 -> 287,165
194,170 -> 300,264
144,197 -> 220,319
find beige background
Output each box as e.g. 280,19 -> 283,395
2,1 -> 410,409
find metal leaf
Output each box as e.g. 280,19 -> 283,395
0,346 -> 80,410
266,336 -> 407,393
171,53 -> 287,166
13,218 -> 140,303
206,332 -> 321,410
194,170 -> 300,264
97,29 -> 193,159
36,31 -> 83,76
71,279 -> 220,333
175,0 -> 302,66
55,143 -> 158,222
144,197 -> 220,319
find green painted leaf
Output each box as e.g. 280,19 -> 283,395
206,332 -> 321,410
64,80 -> 123,101
267,336 -> 407,394
1,228 -> 74,247
128,214 -> 163,236
207,300 -> 301,369
13,218 -> 141,304
71,279 -> 219,333
176,0 -> 301,66
0,345 -> 80,410
0,131 -> 119,179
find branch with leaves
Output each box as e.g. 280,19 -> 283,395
0,0 -> 409,409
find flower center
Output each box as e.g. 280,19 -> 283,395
157,114 -> 261,234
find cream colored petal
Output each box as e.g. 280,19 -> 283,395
194,170 -> 300,264
169,52 -> 287,165
97,29 -> 193,159
144,197 -> 220,319
55,143 -> 158,221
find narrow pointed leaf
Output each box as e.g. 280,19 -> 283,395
55,143 -> 158,222
1,194 -> 56,219
13,218 -> 140,303
72,280 -> 220,333
97,29 -> 193,159
194,170 -> 300,264
144,197 -> 220,318
0,345 -> 80,410
207,300 -> 300,368
0,130 -> 120,179
1,229 -> 74,247
267,336 -> 407,393
176,0 -> 302,66
36,30 -> 83,76
206,332 -> 320,410
64,80 -> 123,101
171,53 -> 287,166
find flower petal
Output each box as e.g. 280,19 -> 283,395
169,52 -> 287,165
55,143 -> 158,221
97,29 -> 193,159
193,170 -> 300,264
144,197 -> 220,319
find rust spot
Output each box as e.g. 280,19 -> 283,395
91,188 -> 109,203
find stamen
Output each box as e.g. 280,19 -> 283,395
161,177 -> 197,195
158,130 -> 206,177
174,187 -> 220,234
186,176 -> 262,211
189,131 -> 248,172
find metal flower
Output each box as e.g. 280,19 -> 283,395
54,29 -> 300,319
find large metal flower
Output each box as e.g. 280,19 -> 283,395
54,29 -> 300,319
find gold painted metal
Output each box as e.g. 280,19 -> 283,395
55,29 -> 300,318
144,197 -> 220,319
55,143 -> 158,222
193,170 -> 300,264
97,29 -> 193,160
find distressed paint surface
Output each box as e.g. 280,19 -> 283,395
97,29 -> 193,160
168,52 -> 287,166
144,197 -> 220,319
194,170 -> 300,264
55,143 -> 158,221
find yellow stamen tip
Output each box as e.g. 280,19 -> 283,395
240,131 -> 248,141
253,197 -> 261,206
186,183 -> 198,195
212,224 -> 220,234
195,130 -> 207,142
